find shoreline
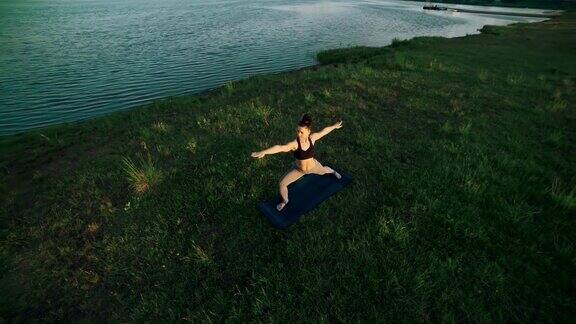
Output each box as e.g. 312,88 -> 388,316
0,10 -> 557,139
405,0 -> 570,10
1,8 -> 575,322
428,6 -> 562,17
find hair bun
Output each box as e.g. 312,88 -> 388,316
299,113 -> 313,127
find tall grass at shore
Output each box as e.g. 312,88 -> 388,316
1,12 -> 575,322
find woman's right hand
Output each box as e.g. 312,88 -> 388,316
251,151 -> 265,159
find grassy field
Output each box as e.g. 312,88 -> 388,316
1,11 -> 575,322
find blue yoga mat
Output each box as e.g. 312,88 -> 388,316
257,169 -> 352,229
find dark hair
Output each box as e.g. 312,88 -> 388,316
298,114 -> 312,128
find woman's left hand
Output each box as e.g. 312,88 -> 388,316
333,120 -> 343,129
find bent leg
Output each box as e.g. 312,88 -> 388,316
279,168 -> 305,205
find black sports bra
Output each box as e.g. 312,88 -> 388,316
293,136 -> 315,160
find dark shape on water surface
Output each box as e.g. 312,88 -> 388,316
257,168 -> 352,229
423,5 -> 448,11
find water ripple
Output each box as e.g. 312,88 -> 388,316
0,0 -> 547,135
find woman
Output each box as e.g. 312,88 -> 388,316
251,114 -> 343,211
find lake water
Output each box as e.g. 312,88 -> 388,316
0,0 -> 550,135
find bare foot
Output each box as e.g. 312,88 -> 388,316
277,201 -> 288,211
333,171 -> 342,179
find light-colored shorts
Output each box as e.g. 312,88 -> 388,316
292,158 -> 324,175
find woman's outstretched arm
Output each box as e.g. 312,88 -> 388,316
311,120 -> 343,142
251,140 -> 297,159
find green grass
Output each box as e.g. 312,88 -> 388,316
1,11 -> 576,322
121,154 -> 163,196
